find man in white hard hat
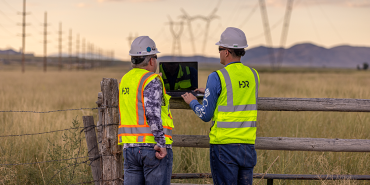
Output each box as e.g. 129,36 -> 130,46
182,27 -> 260,185
118,36 -> 174,185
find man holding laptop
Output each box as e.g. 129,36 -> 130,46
182,27 -> 260,185
118,36 -> 174,185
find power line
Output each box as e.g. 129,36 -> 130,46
1,0 -> 18,12
238,2 -> 259,28
0,9 -> 16,23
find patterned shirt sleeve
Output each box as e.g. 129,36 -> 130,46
143,77 -> 166,148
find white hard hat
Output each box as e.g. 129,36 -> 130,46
129,36 -> 160,56
215,27 -> 248,49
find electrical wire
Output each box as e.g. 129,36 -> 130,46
238,2 -> 259,28
1,0 -> 19,12
303,0 -> 321,43
313,0 -> 343,42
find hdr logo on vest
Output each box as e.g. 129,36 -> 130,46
238,81 -> 249,88
122,87 -> 129,95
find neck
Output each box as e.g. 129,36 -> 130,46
224,57 -> 241,66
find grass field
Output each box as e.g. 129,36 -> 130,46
0,64 -> 369,184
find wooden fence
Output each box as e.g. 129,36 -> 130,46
84,78 -> 370,185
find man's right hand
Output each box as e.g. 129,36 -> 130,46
194,88 -> 205,94
154,145 -> 167,160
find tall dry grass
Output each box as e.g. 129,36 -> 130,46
0,64 -> 369,184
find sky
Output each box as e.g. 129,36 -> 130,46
0,0 -> 369,61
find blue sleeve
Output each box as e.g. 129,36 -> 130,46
189,72 -> 221,122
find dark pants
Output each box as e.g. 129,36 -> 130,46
123,147 -> 173,185
210,144 -> 257,185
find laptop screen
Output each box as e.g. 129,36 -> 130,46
158,62 -> 198,92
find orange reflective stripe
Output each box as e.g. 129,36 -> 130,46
136,72 -> 149,125
118,133 -> 154,137
163,126 -> 172,130
165,134 -> 172,139
119,125 -> 150,128
141,73 -> 158,125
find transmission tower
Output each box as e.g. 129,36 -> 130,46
167,16 -> 184,60
127,33 -> 138,48
179,8 -> 219,54
259,0 -> 276,70
276,0 -> 294,69
200,8 -> 219,53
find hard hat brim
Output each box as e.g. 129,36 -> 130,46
129,50 -> 160,56
215,42 -> 248,49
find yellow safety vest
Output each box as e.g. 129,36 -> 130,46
210,63 -> 260,144
160,64 -> 192,90
118,68 -> 174,145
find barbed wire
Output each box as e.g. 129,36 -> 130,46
0,156 -> 89,166
0,106 -> 118,114
0,107 -> 98,113
0,123 -> 119,138
69,178 -> 123,185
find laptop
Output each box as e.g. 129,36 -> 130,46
158,61 -> 204,98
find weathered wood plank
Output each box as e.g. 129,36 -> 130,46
172,135 -> 370,152
170,97 -> 370,112
83,116 -> 101,185
101,78 -> 123,185
170,173 -> 370,180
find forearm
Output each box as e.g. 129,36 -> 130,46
144,78 -> 166,148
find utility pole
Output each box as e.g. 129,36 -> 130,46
167,16 -> 184,61
127,33 -> 135,48
91,43 -> 94,69
76,34 -> 80,70
58,22 -> 63,71
68,29 -> 72,69
259,0 -> 275,70
43,12 -> 49,72
82,38 -> 85,70
19,0 -> 29,73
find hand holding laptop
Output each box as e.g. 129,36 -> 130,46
194,88 -> 205,94
181,92 -> 197,104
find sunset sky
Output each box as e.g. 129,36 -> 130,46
0,0 -> 369,60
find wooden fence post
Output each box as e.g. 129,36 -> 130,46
100,78 -> 123,184
83,116 -> 102,185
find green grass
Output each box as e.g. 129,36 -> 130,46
0,63 -> 369,184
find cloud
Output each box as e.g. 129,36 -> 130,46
97,0 -> 163,2
76,3 -> 88,8
264,0 -> 370,8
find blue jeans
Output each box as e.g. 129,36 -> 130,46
123,147 -> 173,185
210,144 -> 257,185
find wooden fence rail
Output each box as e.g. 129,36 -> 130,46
170,97 -> 370,112
87,78 -> 370,185
172,135 -> 370,152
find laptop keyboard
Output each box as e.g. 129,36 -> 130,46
167,91 -> 202,97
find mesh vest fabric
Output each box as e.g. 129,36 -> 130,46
118,68 -> 174,145
210,63 -> 260,144
160,64 -> 191,90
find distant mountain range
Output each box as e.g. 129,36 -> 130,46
158,43 -> 370,68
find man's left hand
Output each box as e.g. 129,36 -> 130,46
181,92 -> 197,105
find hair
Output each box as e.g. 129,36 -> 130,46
131,55 -> 153,68
228,48 -> 246,57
